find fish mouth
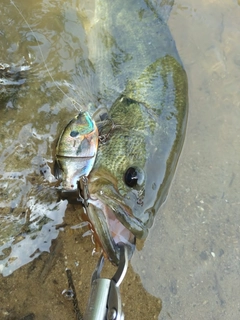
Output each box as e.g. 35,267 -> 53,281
87,198 -> 135,265
86,184 -> 147,265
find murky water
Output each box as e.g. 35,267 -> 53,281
1,0 -> 240,319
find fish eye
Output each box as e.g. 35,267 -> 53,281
70,130 -> 79,137
124,167 -> 138,187
124,167 -> 144,188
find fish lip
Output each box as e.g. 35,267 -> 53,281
87,197 -> 136,265
98,190 -> 147,239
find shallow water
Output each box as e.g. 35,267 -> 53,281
0,0 -> 87,276
0,0 -> 162,318
132,0 -> 240,319
1,0 -> 240,319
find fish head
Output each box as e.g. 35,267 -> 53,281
87,97 -> 170,264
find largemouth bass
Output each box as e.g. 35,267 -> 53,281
56,0 -> 188,264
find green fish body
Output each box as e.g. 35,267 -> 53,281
86,0 -> 188,264
56,0 -> 188,264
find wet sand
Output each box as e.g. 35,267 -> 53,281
0,205 -> 161,319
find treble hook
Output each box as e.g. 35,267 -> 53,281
77,175 -> 90,207
98,119 -> 121,144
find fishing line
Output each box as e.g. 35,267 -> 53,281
10,0 -> 82,112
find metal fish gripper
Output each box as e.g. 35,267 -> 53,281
84,243 -> 128,320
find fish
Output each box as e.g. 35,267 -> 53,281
55,0 -> 188,265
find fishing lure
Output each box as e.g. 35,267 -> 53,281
54,111 -> 98,192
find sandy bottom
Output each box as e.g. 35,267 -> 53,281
132,1 -> 240,319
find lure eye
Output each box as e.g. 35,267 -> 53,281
124,167 -> 138,187
70,130 -> 79,137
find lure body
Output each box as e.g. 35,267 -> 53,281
54,111 -> 98,191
